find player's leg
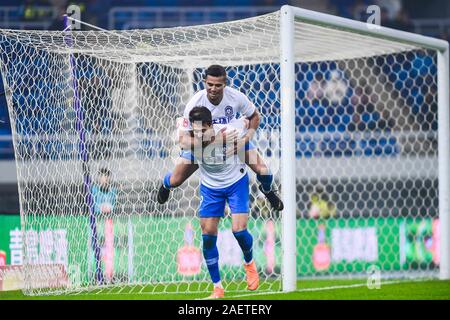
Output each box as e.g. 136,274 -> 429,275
157,151 -> 198,204
231,214 -> 254,264
242,143 -> 284,211
199,183 -> 226,298
227,173 -> 259,290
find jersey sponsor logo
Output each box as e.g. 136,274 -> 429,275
212,117 -> 230,124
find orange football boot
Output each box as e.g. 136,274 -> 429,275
244,260 -> 259,291
208,286 -> 225,299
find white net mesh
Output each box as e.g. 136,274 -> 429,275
294,51 -> 439,278
0,10 -> 443,295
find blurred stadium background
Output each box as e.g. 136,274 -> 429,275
0,0 -> 449,297
1,1 -> 449,223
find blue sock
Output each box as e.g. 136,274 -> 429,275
202,234 -> 221,284
233,229 -> 253,264
257,172 -> 273,193
163,172 -> 172,189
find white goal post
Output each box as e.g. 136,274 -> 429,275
279,5 -> 450,291
0,5 -> 448,296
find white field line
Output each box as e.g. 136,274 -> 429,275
55,278 -> 430,298
199,279 -> 428,300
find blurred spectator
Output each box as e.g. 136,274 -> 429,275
350,0 -> 414,34
375,0 -> 402,20
256,0 -> 281,6
47,5 -> 66,30
380,6 -> 392,28
389,8 -> 414,32
20,0 -> 53,22
48,0 -> 68,7
91,167 -> 117,284
179,0 -> 214,6
84,0 -> 111,29
352,0 -> 369,20
323,70 -> 348,105
290,0 -> 333,15
92,167 -> 116,216
47,0 -> 94,31
326,0 -> 369,19
440,30 -> 450,42
307,185 -> 336,219
306,76 -> 325,103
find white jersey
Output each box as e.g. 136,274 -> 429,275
180,86 -> 256,131
194,118 -> 248,189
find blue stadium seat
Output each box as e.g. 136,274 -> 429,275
213,0 -> 252,6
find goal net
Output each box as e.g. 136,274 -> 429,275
0,6 -> 448,296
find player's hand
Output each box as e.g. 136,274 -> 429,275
211,128 -> 238,146
209,127 -> 226,146
225,137 -> 246,158
243,118 -> 250,129
222,129 -> 238,144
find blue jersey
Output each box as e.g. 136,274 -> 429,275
91,185 -> 117,215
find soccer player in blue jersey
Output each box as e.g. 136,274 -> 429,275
188,106 -> 259,299
157,65 -> 283,212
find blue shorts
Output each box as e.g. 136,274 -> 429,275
180,141 -> 255,160
199,173 -> 250,218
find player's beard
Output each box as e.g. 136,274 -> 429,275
100,185 -> 110,193
208,92 -> 223,105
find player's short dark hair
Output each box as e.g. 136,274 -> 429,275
99,167 -> 111,176
204,65 -> 226,79
189,106 -> 212,126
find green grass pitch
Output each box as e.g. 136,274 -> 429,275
1,279 -> 449,300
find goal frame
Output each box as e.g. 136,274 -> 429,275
279,5 -> 450,292
0,4 -> 448,295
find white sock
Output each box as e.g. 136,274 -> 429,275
213,281 -> 223,289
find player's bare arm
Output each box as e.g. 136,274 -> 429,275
226,109 -> 260,157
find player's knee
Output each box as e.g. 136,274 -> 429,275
169,173 -> 185,188
248,162 -> 269,176
232,227 -> 247,233
256,164 -> 269,176
202,227 -> 217,235
232,223 -> 247,233
200,222 -> 218,236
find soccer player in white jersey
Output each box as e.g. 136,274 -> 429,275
188,106 -> 258,299
157,65 -> 283,211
